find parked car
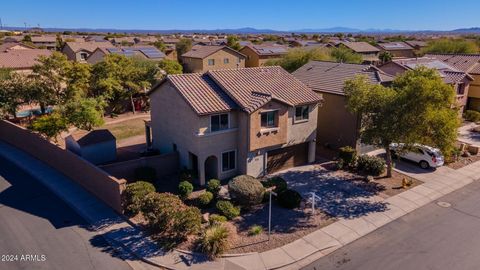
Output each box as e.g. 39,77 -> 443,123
390,143 -> 444,169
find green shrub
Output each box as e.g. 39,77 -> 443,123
339,146 -> 357,168
178,181 -> 193,199
464,110 -> 480,123
356,155 -> 386,176
228,175 -> 265,207
248,225 -> 263,236
123,181 -> 156,216
208,214 -> 227,224
199,224 -> 230,259
141,192 -> 201,238
134,166 -> 157,182
262,177 -> 288,194
277,189 -> 302,209
216,200 -> 240,220
206,179 -> 221,195
198,191 -> 214,207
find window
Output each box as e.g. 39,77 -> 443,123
458,83 -> 465,95
224,58 -> 229,64
295,105 -> 309,121
238,57 -> 242,63
261,111 -> 277,128
208,59 -> 215,66
173,143 -> 177,151
80,52 -> 88,60
210,113 -> 229,132
222,150 -> 236,171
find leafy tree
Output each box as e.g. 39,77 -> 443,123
22,35 -> 32,42
64,98 -> 105,131
330,47 -> 363,64
312,34 -> 320,40
422,39 -> 479,54
152,40 -> 166,52
265,47 -> 332,72
158,59 -> 183,75
91,54 -> 159,113
344,67 -> 459,177
0,70 -> 32,119
227,35 -> 241,51
31,112 -> 68,142
66,62 -> 91,100
176,38 -> 192,60
379,51 -> 393,63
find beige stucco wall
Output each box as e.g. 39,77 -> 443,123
468,74 -> 480,99
182,49 -> 245,73
249,101 -> 288,151
86,49 -> 105,64
240,46 -> 283,67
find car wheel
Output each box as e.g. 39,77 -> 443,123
419,160 -> 429,169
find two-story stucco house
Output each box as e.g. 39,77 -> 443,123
148,66 -> 322,185
181,45 -> 246,73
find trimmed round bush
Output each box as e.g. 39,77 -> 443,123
209,214 -> 227,224
198,191 -> 214,207
199,224 -> 230,259
248,225 -> 263,236
277,189 -> 302,209
228,175 -> 265,207
206,179 -> 221,195
216,200 -> 240,220
338,146 -> 357,168
178,181 -> 194,199
134,166 -> 157,182
357,155 -> 386,176
262,177 -> 288,194
123,181 -> 156,216
141,192 -> 201,238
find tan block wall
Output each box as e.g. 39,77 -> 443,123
182,49 -> 245,73
240,46 -> 260,67
249,101 -> 288,151
0,120 -> 126,213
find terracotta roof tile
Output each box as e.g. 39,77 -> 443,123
426,53 -> 480,74
182,45 -> 244,59
0,49 -> 52,69
339,41 -> 380,53
64,41 -> 112,53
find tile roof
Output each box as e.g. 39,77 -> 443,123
30,35 -> 57,43
339,42 -> 380,53
293,61 -> 392,95
405,40 -> 427,48
166,73 -> 238,115
64,41 -> 112,53
181,45 -> 244,59
425,53 -> 480,75
150,66 -> 320,115
243,45 -> 289,56
377,42 -> 414,51
207,66 -> 321,112
0,49 -> 52,69
0,42 -> 35,52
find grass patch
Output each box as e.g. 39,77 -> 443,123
102,118 -> 146,140
248,225 -> 263,236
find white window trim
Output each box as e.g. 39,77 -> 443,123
209,113 -> 230,133
294,105 -> 309,123
221,149 -> 237,172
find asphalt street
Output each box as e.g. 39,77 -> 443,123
0,156 -> 134,270
302,179 -> 480,270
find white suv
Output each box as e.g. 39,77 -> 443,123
390,143 -> 444,169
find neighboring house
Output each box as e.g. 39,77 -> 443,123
30,35 -> 57,50
376,42 -> 415,58
0,42 -> 35,52
240,45 -> 288,67
334,42 -> 380,64
85,35 -> 107,42
405,40 -> 427,51
62,41 -> 112,62
65,130 -> 117,165
110,36 -> 136,46
426,53 -> 480,111
163,45 -> 177,61
148,66 -> 321,185
0,49 -> 52,73
181,45 -> 246,73
86,46 -> 166,64
293,61 -> 393,154
379,57 -> 473,113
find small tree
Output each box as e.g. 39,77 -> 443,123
176,38 -> 192,60
64,98 -> 105,131
31,112 -> 68,142
158,59 -> 183,75
379,51 -> 393,63
227,35 -> 241,51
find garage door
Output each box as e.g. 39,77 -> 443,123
267,143 -> 308,174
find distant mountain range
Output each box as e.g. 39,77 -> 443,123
2,26 -> 480,34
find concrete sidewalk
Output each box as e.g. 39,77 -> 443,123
2,140 -> 480,270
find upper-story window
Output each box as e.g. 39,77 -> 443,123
457,83 -> 465,95
80,52 -> 88,60
295,105 -> 309,121
208,59 -> 215,66
210,113 -> 229,132
224,58 -> 229,64
261,111 -> 277,128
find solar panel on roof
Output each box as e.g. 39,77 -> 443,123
107,48 -> 120,53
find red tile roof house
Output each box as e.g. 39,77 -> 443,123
379,57 -> 473,113
0,49 -> 52,73
86,46 -> 166,64
293,61 -> 393,155
376,41 -> 415,58
333,41 -> 380,64
61,41 -> 113,62
147,66 -> 322,185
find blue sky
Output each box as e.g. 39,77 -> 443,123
2,0 -> 479,31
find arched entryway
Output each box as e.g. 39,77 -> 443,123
204,155 -> 218,181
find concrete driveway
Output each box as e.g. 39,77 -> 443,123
0,157 -> 135,270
